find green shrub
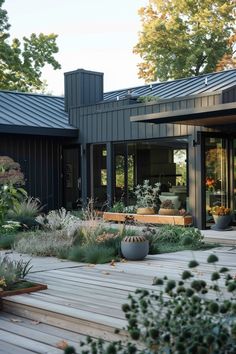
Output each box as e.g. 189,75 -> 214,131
7,197 -> 42,229
36,208 -> 81,237
65,255 -> 236,354
0,233 -> 17,249
68,244 -> 118,264
143,225 -> 205,254
0,255 -> 32,290
14,230 -> 74,257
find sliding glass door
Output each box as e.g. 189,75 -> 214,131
204,137 -> 228,225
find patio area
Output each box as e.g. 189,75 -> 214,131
0,240 -> 236,353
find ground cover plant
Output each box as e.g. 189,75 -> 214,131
143,224 -> 212,254
0,255 -> 33,292
0,220 -> 21,249
64,254 -> 236,354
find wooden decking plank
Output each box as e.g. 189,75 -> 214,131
4,295 -> 126,328
26,292 -> 124,318
2,302 -> 128,342
28,273 -> 130,299
0,312 -> 87,343
0,340 -> 37,354
0,319 -> 79,349
31,287 -> 126,308
0,329 -> 63,354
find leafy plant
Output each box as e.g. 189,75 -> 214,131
0,255 -> 32,290
68,244 -> 118,264
36,208 -> 81,237
134,180 -> 160,208
160,199 -> 175,209
7,197 -> 43,228
64,255 -> 236,354
209,206 -> 232,216
110,201 -> 126,213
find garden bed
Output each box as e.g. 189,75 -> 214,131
0,281 -> 47,298
103,212 -> 192,226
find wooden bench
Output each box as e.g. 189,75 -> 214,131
103,212 -> 192,226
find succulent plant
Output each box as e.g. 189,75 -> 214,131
160,199 -> 175,209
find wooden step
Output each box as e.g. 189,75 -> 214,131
3,295 -> 128,342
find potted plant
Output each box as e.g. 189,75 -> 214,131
134,180 -> 160,215
158,199 -> 178,215
209,205 -> 232,230
121,235 -> 149,261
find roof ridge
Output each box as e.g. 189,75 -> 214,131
104,69 -> 236,95
0,90 -> 64,99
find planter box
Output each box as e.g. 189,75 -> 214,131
103,212 -> 192,226
0,282 -> 47,298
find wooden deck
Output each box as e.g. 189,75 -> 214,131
1,247 -> 236,353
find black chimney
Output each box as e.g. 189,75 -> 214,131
64,69 -> 104,112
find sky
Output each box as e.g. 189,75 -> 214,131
4,0 -> 148,95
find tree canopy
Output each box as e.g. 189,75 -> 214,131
0,0 -> 61,92
133,0 -> 236,82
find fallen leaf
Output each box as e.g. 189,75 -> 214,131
56,340 -> 69,349
102,271 -> 110,275
110,259 -> 116,266
121,258 -> 127,263
30,320 -> 40,325
10,318 -> 22,323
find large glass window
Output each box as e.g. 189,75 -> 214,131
205,137 -> 227,224
113,139 -> 188,208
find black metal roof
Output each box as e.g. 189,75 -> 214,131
104,69 -> 236,101
0,91 -> 78,137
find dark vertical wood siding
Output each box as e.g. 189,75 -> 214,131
0,134 -> 63,210
72,93 -> 221,144
222,85 -> 236,103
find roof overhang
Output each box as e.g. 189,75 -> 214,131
130,102 -> 236,127
0,124 -> 79,137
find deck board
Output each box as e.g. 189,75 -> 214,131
1,247 -> 236,353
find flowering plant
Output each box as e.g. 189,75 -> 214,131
205,177 -> 215,191
209,206 -> 231,216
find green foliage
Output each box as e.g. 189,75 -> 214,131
36,208 -> 81,237
143,225 -> 206,254
7,197 -> 42,229
0,0 -> 61,92
0,220 -> 20,249
110,201 -> 126,213
65,257 -> 236,354
134,0 -> 236,82
134,180 -> 160,208
137,95 -> 160,103
0,255 -> 32,289
14,229 -> 75,257
0,233 -> 16,249
68,244 -> 118,264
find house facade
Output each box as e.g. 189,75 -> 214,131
1,69 -> 236,229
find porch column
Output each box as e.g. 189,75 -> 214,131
106,142 -> 114,207
188,133 -> 204,229
81,143 -> 88,206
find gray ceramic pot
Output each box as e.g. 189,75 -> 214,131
121,237 -> 149,261
213,214 -> 232,230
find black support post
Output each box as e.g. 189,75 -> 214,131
106,142 -> 113,207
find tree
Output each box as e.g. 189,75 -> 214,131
0,0 -> 61,92
133,0 -> 236,82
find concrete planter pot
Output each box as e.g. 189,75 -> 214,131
136,207 -> 155,215
121,236 -> 149,261
212,214 -> 232,231
158,208 -> 178,216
